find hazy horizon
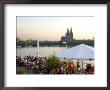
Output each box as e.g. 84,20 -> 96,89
17,16 -> 95,41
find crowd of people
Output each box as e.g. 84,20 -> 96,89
16,55 -> 94,74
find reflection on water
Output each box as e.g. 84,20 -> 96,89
17,47 -> 67,57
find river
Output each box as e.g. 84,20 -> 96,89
17,46 -> 67,57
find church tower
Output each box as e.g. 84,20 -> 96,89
70,27 -> 73,41
66,28 -> 70,36
60,27 -> 74,43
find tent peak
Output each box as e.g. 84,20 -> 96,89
56,44 -> 94,60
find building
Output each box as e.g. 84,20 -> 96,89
61,27 -> 73,43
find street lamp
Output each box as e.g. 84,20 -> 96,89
37,40 -> 40,57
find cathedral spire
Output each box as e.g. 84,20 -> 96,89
70,27 -> 73,40
70,27 -> 72,32
66,28 -> 70,36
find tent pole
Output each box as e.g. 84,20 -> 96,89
82,61 -> 83,74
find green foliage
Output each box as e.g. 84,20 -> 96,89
16,67 -> 26,74
60,61 -> 67,66
45,52 -> 61,69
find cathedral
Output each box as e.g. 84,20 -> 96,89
61,27 -> 73,43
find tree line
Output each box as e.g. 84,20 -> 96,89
16,38 -> 94,47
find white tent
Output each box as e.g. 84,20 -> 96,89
56,44 -> 94,60
56,44 -> 94,74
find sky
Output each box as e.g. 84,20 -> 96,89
17,16 -> 95,41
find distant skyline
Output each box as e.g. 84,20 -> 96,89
17,16 -> 95,41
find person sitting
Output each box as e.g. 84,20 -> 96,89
85,64 -> 93,74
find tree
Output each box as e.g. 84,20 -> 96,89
45,52 -> 61,69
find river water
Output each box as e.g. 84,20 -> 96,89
17,47 -> 67,57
